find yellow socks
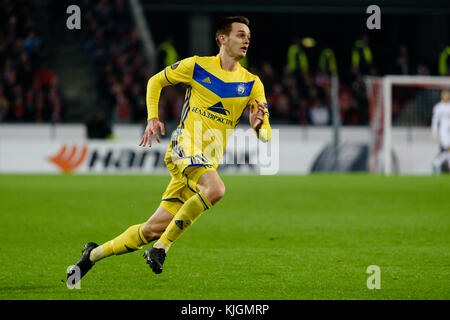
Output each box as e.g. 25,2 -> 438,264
89,223 -> 148,263
88,192 -> 213,262
155,192 -> 212,252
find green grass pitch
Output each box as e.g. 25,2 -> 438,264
0,174 -> 448,300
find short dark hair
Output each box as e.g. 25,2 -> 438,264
215,16 -> 250,48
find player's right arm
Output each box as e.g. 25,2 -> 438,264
139,57 -> 196,147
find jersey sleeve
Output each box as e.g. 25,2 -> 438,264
146,56 -> 196,120
164,56 -> 196,85
249,76 -> 271,142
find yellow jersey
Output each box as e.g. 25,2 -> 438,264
146,54 -> 271,169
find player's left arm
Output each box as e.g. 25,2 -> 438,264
248,77 -> 271,142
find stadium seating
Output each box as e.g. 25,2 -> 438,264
0,0 -> 63,122
0,0 -> 443,127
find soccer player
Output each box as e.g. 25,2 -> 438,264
431,89 -> 450,174
67,16 -> 271,284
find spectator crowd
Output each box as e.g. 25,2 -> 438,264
0,0 -> 63,123
148,33 -> 445,127
1,0 -> 447,128
82,0 -> 151,124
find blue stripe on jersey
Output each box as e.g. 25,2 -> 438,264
186,177 -> 197,193
164,68 -> 174,85
180,87 -> 192,129
180,87 -> 190,121
197,193 -> 209,210
137,226 -> 145,245
181,106 -> 190,128
170,88 -> 191,158
172,128 -> 185,158
162,197 -> 185,204
193,63 -> 254,98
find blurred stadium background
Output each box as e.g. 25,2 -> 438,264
0,0 -> 449,175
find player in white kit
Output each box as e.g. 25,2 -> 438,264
431,89 -> 450,174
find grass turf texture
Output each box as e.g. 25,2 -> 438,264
0,174 -> 448,300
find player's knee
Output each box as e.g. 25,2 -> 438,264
141,222 -> 162,242
204,182 -> 225,205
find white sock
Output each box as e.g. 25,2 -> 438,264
153,240 -> 170,253
89,245 -> 105,263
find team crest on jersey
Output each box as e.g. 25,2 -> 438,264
237,83 -> 246,95
171,61 -> 180,69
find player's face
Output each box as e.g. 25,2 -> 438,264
442,90 -> 450,102
223,22 -> 251,60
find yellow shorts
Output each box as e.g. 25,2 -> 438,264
160,145 -> 216,215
